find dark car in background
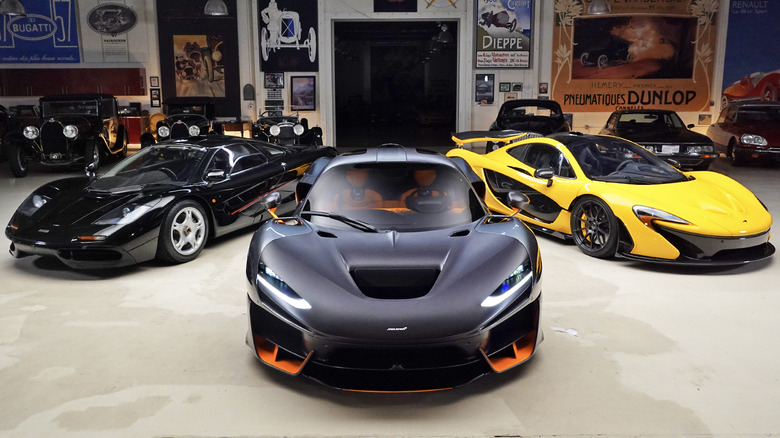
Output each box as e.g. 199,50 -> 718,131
600,109 -> 715,170
487,99 -> 570,151
141,100 -> 223,147
6,135 -> 337,269
706,102 -> 780,166
1,104 -> 41,160
252,110 -> 322,146
4,94 -> 128,177
580,35 -> 632,69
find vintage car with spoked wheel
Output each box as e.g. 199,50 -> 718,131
252,110 -> 322,146
5,135 -> 336,270
140,99 -> 223,147
448,131 -> 774,265
4,94 -> 128,178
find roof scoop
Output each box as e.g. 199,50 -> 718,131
351,268 -> 439,299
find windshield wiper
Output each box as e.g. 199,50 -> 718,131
300,210 -> 379,233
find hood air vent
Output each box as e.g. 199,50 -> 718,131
351,268 -> 439,299
450,229 -> 470,237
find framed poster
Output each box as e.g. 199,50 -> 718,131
156,0 -> 240,116
150,76 -> 160,87
291,76 -> 316,111
0,0 -> 80,63
150,89 -> 161,107
499,82 -> 511,92
475,74 -> 494,103
475,0 -> 532,68
264,72 -> 284,89
258,0 -> 318,72
80,0 -> 149,63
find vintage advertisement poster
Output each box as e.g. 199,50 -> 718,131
551,0 -> 718,113
475,0 -> 533,68
258,0 -> 318,72
80,0 -> 149,63
720,1 -> 779,107
0,0 -> 80,63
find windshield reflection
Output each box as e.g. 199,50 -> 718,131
91,145 -> 209,190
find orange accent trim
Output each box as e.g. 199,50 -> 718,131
269,207 -> 278,219
344,388 -> 452,394
231,180 -> 294,216
481,331 -> 537,373
253,334 -> 311,375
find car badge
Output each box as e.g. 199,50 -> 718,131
386,326 -> 408,331
38,229 -> 50,233
48,118 -> 55,123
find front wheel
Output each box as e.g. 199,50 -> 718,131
570,197 -> 619,259
306,27 -> 317,62
8,142 -> 29,177
728,139 -> 745,166
261,28 -> 270,61
157,200 -> 209,264
84,140 -> 101,172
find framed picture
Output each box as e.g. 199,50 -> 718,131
290,76 -> 316,111
504,92 -> 518,101
512,82 -> 523,92
475,73 -> 494,104
499,82 -> 511,92
538,82 -> 549,94
264,72 -> 284,89
150,88 -> 161,107
150,76 -> 160,87
258,0 -> 318,72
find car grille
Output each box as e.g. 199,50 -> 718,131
40,121 -> 67,155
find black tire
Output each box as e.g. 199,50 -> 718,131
597,54 -> 609,69
8,142 -> 29,178
570,196 -> 619,259
728,139 -> 744,166
84,140 -> 101,173
156,200 -> 209,264
117,126 -> 128,158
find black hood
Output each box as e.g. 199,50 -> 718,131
623,128 -> 712,144
257,220 -> 533,342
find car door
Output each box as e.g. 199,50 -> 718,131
204,143 -> 284,234
707,106 -> 735,152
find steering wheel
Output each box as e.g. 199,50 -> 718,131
404,189 -> 451,213
615,160 -> 633,172
159,167 -> 177,180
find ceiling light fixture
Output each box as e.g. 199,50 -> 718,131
435,23 -> 454,44
0,0 -> 27,16
587,0 -> 611,15
204,0 -> 228,16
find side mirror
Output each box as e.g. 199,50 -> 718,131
534,167 -> 555,187
507,190 -> 529,212
261,192 -> 281,210
206,169 -> 226,181
665,158 -> 681,169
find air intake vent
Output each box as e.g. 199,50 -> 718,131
351,268 -> 439,299
317,230 -> 337,238
450,229 -> 470,237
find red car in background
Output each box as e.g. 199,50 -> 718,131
721,70 -> 780,106
706,102 -> 780,166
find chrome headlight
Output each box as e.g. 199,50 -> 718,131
157,126 -> 171,138
269,125 -> 281,136
94,198 -> 163,225
188,125 -> 201,136
293,124 -> 305,136
23,126 -> 39,140
688,145 -> 714,154
18,192 -> 52,216
481,259 -> 533,307
62,125 -> 78,139
633,205 -> 690,227
257,262 -> 311,310
741,134 -> 767,146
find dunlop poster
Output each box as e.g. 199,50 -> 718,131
551,0 -> 718,112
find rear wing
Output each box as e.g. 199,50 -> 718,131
451,130 -> 542,148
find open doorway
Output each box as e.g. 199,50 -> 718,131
334,21 -> 457,149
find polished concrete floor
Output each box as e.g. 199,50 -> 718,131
0,153 -> 778,438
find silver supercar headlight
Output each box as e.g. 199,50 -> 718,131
157,126 -> 171,138
94,198 -> 163,225
257,263 -> 311,310
23,126 -> 39,140
18,192 -> 51,216
633,205 -> 690,227
741,134 -> 767,146
481,259 -> 533,308
63,125 -> 78,139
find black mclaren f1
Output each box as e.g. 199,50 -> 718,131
245,146 -> 543,392
5,135 -> 336,269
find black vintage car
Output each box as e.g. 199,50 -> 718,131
580,35 -> 632,69
5,135 -> 337,269
140,100 -> 223,147
487,99 -> 570,151
252,110 -> 322,146
5,94 -> 128,177
600,109 -> 716,170
1,104 -> 41,160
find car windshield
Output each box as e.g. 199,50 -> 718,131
90,145 -> 209,191
617,112 -> 684,131
564,136 -> 687,184
501,103 -> 561,117
41,100 -> 99,117
302,162 -> 486,232
737,106 -> 780,123
167,105 -> 206,116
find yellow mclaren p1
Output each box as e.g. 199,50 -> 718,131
447,131 -> 775,264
